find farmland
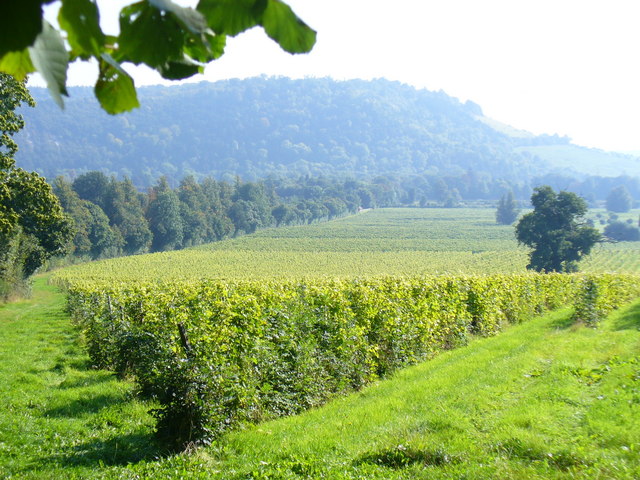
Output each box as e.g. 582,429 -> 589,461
3,206 -> 640,478
53,208 -> 640,285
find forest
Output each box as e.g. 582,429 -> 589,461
14,77 -> 640,199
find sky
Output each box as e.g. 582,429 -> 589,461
33,0 -> 640,153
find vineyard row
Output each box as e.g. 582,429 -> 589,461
57,273 -> 640,448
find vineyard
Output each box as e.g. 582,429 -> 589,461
50,208 -> 640,447
51,208 -> 640,283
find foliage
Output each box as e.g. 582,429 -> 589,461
0,0 -> 315,113
147,177 -> 184,251
56,271 -> 640,448
1,74 -> 72,298
604,220 -> 640,242
495,190 -> 519,225
15,78 -> 556,190
515,186 -> 601,272
572,274 -> 640,326
606,185 -> 634,213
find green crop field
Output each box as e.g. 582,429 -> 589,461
53,208 -> 640,286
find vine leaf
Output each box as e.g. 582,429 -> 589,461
28,21 -> 69,108
0,0 -> 48,58
197,0 -> 265,36
150,0 -> 209,34
119,2 -> 185,68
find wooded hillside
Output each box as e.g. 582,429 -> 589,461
14,77 -> 579,185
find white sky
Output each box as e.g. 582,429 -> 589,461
32,0 -> 640,152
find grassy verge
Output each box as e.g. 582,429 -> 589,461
1,278 -> 639,479
0,276 -> 158,479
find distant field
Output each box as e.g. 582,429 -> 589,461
53,208 -> 640,284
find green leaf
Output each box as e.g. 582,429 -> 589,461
118,2 -> 185,68
0,0 -> 49,58
158,58 -> 202,80
197,0 -> 266,36
261,0 -> 316,54
149,0 -> 209,34
58,0 -> 105,58
95,54 -> 140,114
28,21 -> 69,108
184,32 -> 226,63
0,50 -> 36,81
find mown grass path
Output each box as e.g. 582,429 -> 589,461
1,277 -> 639,479
0,276 -> 157,479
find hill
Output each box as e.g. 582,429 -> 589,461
15,77 -> 638,189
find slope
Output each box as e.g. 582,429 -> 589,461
14,78 -> 552,186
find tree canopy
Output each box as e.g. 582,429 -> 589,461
606,185 -> 634,213
0,73 -> 72,297
515,185 -> 601,273
0,0 -> 316,114
495,190 -> 519,225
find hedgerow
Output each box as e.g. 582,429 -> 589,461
56,273 -> 640,449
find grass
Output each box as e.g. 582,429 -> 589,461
0,275 -> 159,479
1,277 -> 639,478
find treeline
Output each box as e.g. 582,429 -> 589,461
53,172 -> 378,259
53,170 -> 639,260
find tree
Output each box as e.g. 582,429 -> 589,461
0,0 -> 316,114
147,177 -> 184,251
104,178 -> 153,254
1,74 -> 73,296
515,186 -> 600,273
495,190 -> 519,225
604,221 -> 640,242
606,185 -> 633,213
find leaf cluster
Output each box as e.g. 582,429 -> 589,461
0,0 -> 316,113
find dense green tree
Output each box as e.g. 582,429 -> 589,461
0,0 -> 315,113
271,204 -> 291,227
515,186 -> 601,272
606,185 -> 633,213
228,199 -> 268,234
604,221 -> 640,242
1,73 -> 72,297
72,171 -> 111,209
148,177 -> 184,251
84,201 -> 122,259
104,178 -> 152,254
495,190 -> 519,225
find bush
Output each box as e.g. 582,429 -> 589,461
60,273 -> 640,448
604,221 -> 640,242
